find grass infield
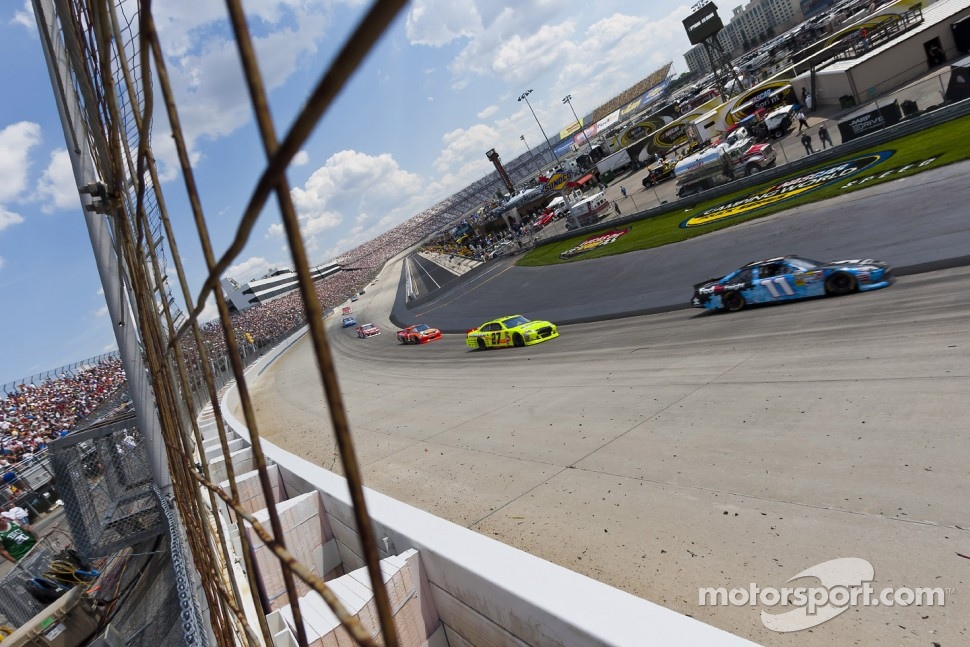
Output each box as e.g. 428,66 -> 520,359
518,113 -> 970,267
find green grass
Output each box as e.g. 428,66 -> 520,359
518,113 -> 970,267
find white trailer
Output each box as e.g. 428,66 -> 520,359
595,149 -> 632,175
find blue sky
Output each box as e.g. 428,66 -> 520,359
0,0 -> 744,384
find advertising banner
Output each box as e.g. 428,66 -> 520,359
837,102 -> 901,143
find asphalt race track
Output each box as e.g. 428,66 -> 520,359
393,160 -> 970,331
405,252 -> 459,296
246,164 -> 970,646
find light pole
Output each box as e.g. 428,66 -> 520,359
563,94 -> 593,156
520,134 -> 540,174
518,89 -> 560,166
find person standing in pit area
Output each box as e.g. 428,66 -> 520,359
0,515 -> 37,563
818,124 -> 834,149
801,132 -> 815,155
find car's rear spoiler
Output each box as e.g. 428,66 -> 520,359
693,276 -> 723,290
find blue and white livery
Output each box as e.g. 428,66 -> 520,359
691,255 -> 894,312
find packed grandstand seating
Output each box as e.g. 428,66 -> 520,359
1,358 -> 128,469
2,194 -> 472,454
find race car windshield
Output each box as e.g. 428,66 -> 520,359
503,316 -> 530,327
788,257 -> 822,270
413,324 -> 429,332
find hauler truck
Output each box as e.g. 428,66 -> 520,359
594,149 -> 632,175
674,139 -> 776,197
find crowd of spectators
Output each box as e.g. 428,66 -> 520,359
180,198 -> 462,366
1,358 -> 127,470
2,195 -> 470,459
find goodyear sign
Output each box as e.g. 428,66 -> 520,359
680,151 -> 894,228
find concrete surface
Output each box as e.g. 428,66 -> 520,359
250,261 -> 969,646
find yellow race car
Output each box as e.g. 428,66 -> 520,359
465,315 -> 559,350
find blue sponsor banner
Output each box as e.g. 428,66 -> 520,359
553,139 -> 574,158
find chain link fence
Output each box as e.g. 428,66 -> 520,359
48,415 -> 164,560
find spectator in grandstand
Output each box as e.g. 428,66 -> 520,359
0,514 -> 36,563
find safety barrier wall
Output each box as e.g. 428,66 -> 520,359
211,328 -> 759,646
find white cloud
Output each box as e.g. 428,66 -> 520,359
477,104 -> 498,119
0,207 -> 25,234
93,305 -> 109,318
36,149 -> 78,212
289,150 -> 428,250
226,256 -> 278,283
149,2 -> 332,179
292,150 -> 310,167
0,256 -> 5,270
11,1 -> 33,30
406,0 -> 482,46
0,121 -> 42,203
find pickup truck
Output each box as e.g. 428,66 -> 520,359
641,160 -> 676,188
674,140 -> 776,197
764,105 -> 796,139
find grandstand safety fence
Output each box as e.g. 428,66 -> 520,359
48,414 -> 164,559
32,0 -> 411,645
1,351 -> 121,398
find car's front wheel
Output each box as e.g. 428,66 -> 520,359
512,333 -> 525,347
722,291 -> 745,312
477,338 -> 487,350
825,272 -> 857,296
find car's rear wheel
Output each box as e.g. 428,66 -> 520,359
722,291 -> 745,312
825,272 -> 856,296
512,333 -> 525,347
477,338 -> 487,350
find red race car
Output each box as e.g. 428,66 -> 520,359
356,323 -> 381,338
396,323 -> 442,344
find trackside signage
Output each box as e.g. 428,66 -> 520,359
560,228 -> 631,259
680,150 -> 895,228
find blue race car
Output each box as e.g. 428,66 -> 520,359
341,316 -> 357,328
691,255 -> 894,312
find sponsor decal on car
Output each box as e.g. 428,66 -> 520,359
679,151 -> 895,228
560,227 -> 631,259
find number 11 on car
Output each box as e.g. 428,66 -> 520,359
761,276 -> 795,298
